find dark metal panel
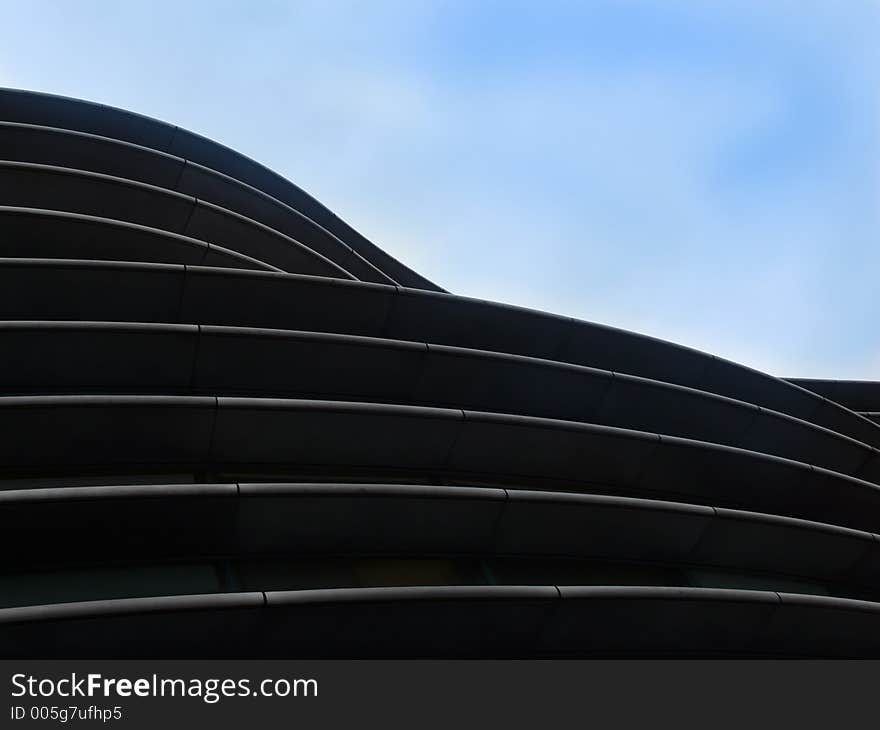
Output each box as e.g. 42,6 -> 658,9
809,398 -> 880,447
638,437 -> 820,519
699,357 -> 822,422
854,450 -> 880,484
180,267 -> 396,333
236,483 -> 505,555
0,484 -> 238,569
739,409 -> 875,478
0,207 -> 209,266
557,321 -> 712,387
595,375 -> 758,443
0,322 -> 197,394
539,587 -> 781,657
202,243 -> 280,271
762,593 -> 880,657
0,88 -> 177,150
847,535 -> 880,587
449,412 -> 659,486
385,289 -> 572,359
689,508 -> 874,582
185,199 -> 354,279
416,345 -> 613,422
494,490 -> 713,562
195,327 -> 426,400
0,121 -> 183,187
211,398 -> 462,471
805,467 -> 880,533
0,592 -> 265,659
262,586 -> 556,658
0,161 -> 194,232
787,378 -> 880,412
178,162 -> 392,285
0,396 -> 215,472
0,259 -> 185,323
0,162 -> 345,278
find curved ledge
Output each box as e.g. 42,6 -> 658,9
1,586 -> 880,657
0,161 -> 355,279
0,121 -> 395,284
0,207 -> 280,271
0,395 -> 878,530
0,87 -> 439,291
788,378 -> 880,413
0,257 -> 874,451
0,591 -> 264,624
0,321 -> 875,481
0,482 -> 877,597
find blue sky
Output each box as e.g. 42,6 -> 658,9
1,1 -> 877,378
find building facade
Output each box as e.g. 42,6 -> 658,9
0,88 -> 879,656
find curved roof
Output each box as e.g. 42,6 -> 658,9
1,87 -> 879,657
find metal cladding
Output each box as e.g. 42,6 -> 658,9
1,88 -> 879,658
